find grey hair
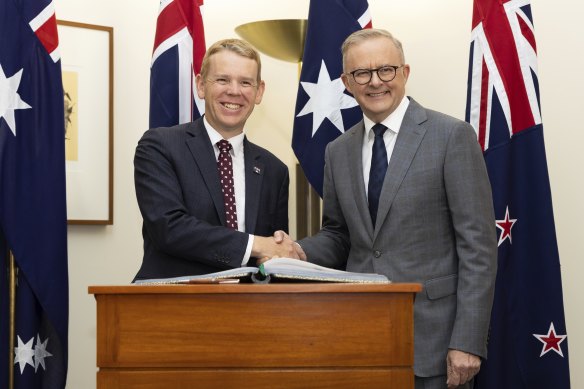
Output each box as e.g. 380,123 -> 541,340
341,28 -> 405,71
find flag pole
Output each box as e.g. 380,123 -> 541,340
8,250 -> 16,389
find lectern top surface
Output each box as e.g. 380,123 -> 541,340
88,283 -> 422,295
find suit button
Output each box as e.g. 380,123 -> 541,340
373,250 -> 381,258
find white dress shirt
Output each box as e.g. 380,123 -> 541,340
361,96 -> 410,196
203,117 -> 253,265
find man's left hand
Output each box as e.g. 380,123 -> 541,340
446,349 -> 481,388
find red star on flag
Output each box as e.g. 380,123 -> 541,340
533,322 -> 567,357
496,206 -> 517,246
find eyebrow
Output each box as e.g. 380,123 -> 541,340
211,73 -> 255,81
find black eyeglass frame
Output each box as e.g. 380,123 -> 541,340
347,65 -> 405,85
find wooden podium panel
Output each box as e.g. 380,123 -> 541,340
89,283 -> 421,389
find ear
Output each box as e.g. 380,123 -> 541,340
402,65 -> 411,83
195,74 -> 205,99
254,80 -> 266,105
341,73 -> 353,94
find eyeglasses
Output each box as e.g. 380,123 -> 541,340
206,77 -> 257,89
347,65 -> 404,85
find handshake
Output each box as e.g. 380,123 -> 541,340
251,230 -> 307,265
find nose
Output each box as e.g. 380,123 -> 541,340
226,80 -> 243,95
369,70 -> 383,86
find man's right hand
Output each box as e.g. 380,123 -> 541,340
251,233 -> 306,262
273,230 -> 307,261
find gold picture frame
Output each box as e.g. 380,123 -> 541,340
57,20 -> 114,225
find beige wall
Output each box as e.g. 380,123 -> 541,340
55,0 -> 583,387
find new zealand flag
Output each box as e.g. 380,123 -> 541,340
0,0 -> 69,388
292,0 -> 371,196
149,0 -> 206,128
466,1 -> 570,387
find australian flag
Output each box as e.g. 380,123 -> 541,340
149,0 -> 206,128
292,0 -> 371,196
466,1 -> 570,387
0,0 -> 69,388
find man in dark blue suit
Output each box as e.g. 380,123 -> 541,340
133,39 -> 300,281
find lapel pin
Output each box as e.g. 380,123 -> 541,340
253,166 -> 261,175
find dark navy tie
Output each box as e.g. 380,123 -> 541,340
368,123 -> 388,227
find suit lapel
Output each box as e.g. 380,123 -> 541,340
243,138 -> 263,233
374,99 -> 427,240
185,120 -> 226,225
346,122 -> 375,240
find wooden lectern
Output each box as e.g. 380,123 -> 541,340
89,283 -> 421,389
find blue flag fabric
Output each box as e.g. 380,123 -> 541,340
466,1 -> 570,387
149,0 -> 206,128
292,0 -> 371,196
0,0 -> 69,387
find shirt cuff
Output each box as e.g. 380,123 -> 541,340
241,234 -> 254,266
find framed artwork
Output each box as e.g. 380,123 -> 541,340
57,20 -> 114,225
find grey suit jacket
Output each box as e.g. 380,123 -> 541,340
299,98 -> 497,377
133,117 -> 289,280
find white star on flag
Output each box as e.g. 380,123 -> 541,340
14,335 -> 35,374
296,60 -> 358,136
34,334 -> 53,372
0,64 -> 32,136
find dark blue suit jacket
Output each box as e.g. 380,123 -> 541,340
133,117 -> 289,280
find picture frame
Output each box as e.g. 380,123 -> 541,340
57,20 -> 114,225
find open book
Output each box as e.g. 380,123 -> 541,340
134,258 -> 390,285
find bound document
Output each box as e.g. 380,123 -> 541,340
134,258 -> 390,285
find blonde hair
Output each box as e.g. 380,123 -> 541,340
200,38 -> 262,82
341,28 -> 405,71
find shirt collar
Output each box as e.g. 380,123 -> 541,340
363,96 -> 410,138
203,116 -> 245,156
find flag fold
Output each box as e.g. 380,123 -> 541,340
1,0 -> 69,387
292,0 -> 371,196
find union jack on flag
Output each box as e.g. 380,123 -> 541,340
465,1 -> 571,387
467,0 -> 541,151
149,0 -> 206,128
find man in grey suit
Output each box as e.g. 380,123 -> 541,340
134,39 -> 301,282
279,29 -> 497,388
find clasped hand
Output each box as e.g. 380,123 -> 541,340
251,230 -> 306,264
